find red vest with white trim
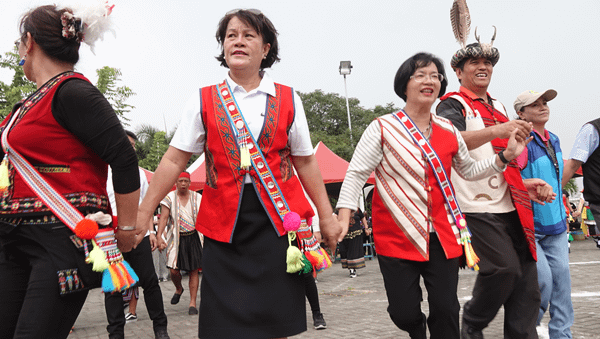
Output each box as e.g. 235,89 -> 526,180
372,118 -> 463,261
0,73 -> 109,216
197,83 -> 314,243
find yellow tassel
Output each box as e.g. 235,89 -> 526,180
85,240 -> 110,272
0,156 -> 10,191
239,145 -> 251,170
464,242 -> 480,270
286,232 -> 304,273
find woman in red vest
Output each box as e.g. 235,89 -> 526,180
336,53 -> 529,339
136,9 -> 342,339
0,4 -> 141,339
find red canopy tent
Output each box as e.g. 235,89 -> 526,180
141,167 -> 154,183
186,154 -> 206,192
313,141 -> 375,185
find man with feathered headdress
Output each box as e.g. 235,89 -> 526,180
436,2 -> 553,337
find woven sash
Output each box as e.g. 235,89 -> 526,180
392,110 -> 466,231
216,80 -> 293,222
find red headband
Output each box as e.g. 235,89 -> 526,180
179,172 -> 190,179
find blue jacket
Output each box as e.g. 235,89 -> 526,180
521,130 -> 567,235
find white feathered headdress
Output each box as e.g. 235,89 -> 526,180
60,0 -> 116,54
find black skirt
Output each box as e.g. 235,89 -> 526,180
176,230 -> 202,271
198,185 -> 306,339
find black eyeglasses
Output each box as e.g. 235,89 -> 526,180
226,8 -> 263,16
14,39 -> 21,49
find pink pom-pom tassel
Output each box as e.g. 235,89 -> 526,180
283,212 -> 301,232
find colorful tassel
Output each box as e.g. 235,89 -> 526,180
0,155 -> 9,192
456,218 -> 479,270
86,240 -> 110,272
100,260 -> 139,293
286,232 -> 304,273
299,254 -> 313,274
464,241 -> 480,270
239,145 -> 251,169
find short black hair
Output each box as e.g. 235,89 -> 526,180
215,10 -> 280,69
125,130 -> 138,141
393,52 -> 448,102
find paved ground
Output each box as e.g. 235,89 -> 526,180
69,238 -> 600,339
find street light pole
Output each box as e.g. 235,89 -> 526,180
339,61 -> 353,143
342,74 -> 352,143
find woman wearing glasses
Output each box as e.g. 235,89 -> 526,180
136,9 -> 341,339
336,52 -> 530,339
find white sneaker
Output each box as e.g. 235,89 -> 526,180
125,312 -> 137,323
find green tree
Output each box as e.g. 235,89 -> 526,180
0,49 -> 35,118
96,66 -> 135,125
564,178 -> 579,196
138,131 -> 169,171
135,124 -> 199,170
298,89 -> 398,161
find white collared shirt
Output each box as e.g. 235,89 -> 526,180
170,72 -> 314,159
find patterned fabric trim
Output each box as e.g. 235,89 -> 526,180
0,192 -> 108,215
344,229 -> 364,240
205,149 -> 217,189
34,164 -> 70,173
279,147 -> 293,182
211,85 -> 244,193
58,268 -> 84,295
257,85 -> 281,153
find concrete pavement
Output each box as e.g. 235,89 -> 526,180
68,238 -> 600,338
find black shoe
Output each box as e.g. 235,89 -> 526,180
461,323 -> 484,339
170,288 -> 184,305
408,313 -> 426,339
313,312 -> 327,330
154,329 -> 171,339
188,306 -> 198,315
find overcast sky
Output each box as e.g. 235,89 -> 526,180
1,0 -> 599,157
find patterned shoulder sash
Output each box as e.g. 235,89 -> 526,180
393,110 -> 479,269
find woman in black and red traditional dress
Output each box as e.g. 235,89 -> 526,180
0,4 -> 140,339
336,53 -> 530,339
136,9 -> 342,339
338,207 -> 368,278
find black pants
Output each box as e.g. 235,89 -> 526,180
0,224 -> 88,339
462,212 -> 540,338
105,236 -> 168,337
378,233 -> 460,339
303,272 -> 320,314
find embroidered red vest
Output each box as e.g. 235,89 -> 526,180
0,73 -> 109,216
197,83 -> 314,243
371,120 -> 463,261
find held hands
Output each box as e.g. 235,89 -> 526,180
503,127 -> 533,162
115,230 -> 136,253
157,237 -> 167,251
494,120 -> 532,143
319,214 -> 343,253
149,233 -> 158,251
523,178 -> 557,205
